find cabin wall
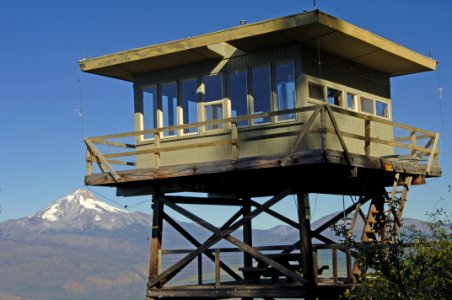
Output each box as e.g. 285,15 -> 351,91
300,48 -> 393,156
134,43 -> 395,170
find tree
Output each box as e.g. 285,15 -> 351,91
341,209 -> 451,300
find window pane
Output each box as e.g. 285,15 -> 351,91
229,69 -> 248,127
204,103 -> 223,130
275,61 -> 295,120
181,78 -> 198,133
360,97 -> 374,114
252,65 -> 271,124
347,93 -> 356,111
308,82 -> 324,100
142,85 -> 157,139
203,74 -> 223,102
376,101 -> 389,118
162,82 -> 178,136
327,87 -> 342,106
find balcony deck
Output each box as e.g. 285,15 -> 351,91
84,105 -> 441,197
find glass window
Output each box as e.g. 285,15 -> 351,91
142,85 -> 157,139
204,103 -> 223,130
181,78 -> 198,133
161,82 -> 178,136
252,65 -> 272,124
327,87 -> 343,106
202,73 -> 223,102
275,61 -> 295,121
229,69 -> 248,127
376,100 -> 389,118
347,93 -> 357,111
360,97 -> 374,114
308,82 -> 324,101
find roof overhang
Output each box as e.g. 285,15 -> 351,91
79,10 -> 436,81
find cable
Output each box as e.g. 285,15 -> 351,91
75,63 -> 85,140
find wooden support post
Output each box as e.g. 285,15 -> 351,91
332,247 -> 338,284
243,197 -> 253,268
297,193 -> 315,299
149,195 -> 164,286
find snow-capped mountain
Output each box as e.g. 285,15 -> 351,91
0,189 -> 151,236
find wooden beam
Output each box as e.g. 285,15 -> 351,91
162,212 -> 242,281
297,193 -> 315,299
281,105 -> 322,167
164,195 -> 245,206
148,188 -> 309,288
159,190 -> 308,284
149,195 -> 163,284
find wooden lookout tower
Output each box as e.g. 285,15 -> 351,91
79,10 -> 441,299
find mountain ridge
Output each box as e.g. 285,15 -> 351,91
0,189 -> 432,299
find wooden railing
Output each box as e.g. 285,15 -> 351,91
84,104 -> 440,181
159,244 -> 356,286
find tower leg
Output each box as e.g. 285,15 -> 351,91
149,195 -> 164,286
297,193 -> 316,300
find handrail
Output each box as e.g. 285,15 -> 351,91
84,104 -> 440,179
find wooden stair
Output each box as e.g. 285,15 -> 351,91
361,173 -> 413,243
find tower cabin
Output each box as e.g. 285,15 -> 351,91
80,10 -> 441,300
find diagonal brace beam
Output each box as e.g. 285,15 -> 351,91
162,212 -> 242,281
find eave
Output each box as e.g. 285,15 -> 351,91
79,10 -> 436,81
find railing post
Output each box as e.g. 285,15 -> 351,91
320,106 -> 326,152
346,248 -> 353,283
154,133 -> 161,169
364,119 -> 371,156
313,247 -> 319,285
215,249 -> 221,288
426,133 -> 440,174
231,121 -> 238,163
197,254 -> 203,285
410,130 -> 417,156
332,246 -> 338,284
85,148 -> 93,176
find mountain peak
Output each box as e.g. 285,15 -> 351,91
39,189 -> 125,223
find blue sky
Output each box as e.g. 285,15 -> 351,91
1,0 -> 451,228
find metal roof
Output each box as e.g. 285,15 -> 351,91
79,10 -> 436,81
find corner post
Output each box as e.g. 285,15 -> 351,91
149,194 -> 164,286
297,193 -> 316,299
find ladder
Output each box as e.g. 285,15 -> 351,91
361,173 -> 413,243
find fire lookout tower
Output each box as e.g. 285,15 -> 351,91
79,10 -> 441,299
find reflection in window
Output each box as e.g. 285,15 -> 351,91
161,82 -> 178,136
376,101 -> 389,118
275,61 -> 295,120
203,73 -> 223,102
347,93 -> 356,111
308,82 -> 324,100
252,65 -> 271,124
229,69 -> 248,127
360,97 -> 374,114
204,103 -> 223,130
142,85 -> 157,139
327,87 -> 342,106
181,78 -> 198,133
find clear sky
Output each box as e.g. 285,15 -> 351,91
1,0 -> 451,228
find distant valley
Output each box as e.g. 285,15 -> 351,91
0,189 -> 428,299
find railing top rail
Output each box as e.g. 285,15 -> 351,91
87,104 -> 438,143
